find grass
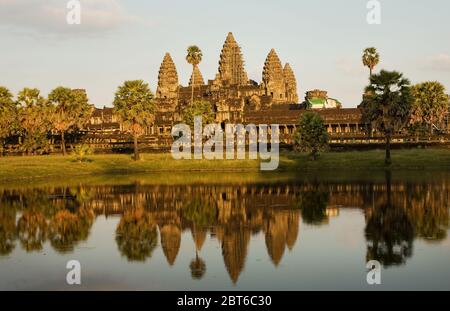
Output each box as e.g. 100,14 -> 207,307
0,149 -> 449,182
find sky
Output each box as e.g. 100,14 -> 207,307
1,0 -> 449,108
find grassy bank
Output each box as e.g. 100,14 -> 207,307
0,149 -> 449,182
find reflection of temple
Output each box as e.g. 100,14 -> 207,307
0,179 -> 449,281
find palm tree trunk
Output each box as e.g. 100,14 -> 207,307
61,131 -> 66,156
369,67 -> 373,79
191,65 -> 195,104
385,134 -> 392,166
133,134 -> 140,161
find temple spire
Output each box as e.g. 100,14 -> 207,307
189,65 -> 205,86
216,32 -> 248,86
283,63 -> 299,103
156,53 -> 179,99
262,49 -> 286,103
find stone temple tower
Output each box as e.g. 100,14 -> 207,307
156,53 -> 179,99
262,49 -> 286,103
189,65 -> 205,86
283,63 -> 299,103
216,32 -> 249,86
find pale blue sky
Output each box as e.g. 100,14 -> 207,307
1,0 -> 449,108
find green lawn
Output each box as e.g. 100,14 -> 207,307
0,149 -> 449,182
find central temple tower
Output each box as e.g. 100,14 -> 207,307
216,32 -> 249,86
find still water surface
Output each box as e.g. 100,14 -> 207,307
0,172 -> 449,290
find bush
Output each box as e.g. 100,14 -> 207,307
72,144 -> 93,163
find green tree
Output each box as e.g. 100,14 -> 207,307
186,45 -> 203,103
360,70 -> 413,166
113,80 -> 155,161
182,101 -> 215,128
362,47 -> 380,78
410,81 -> 449,135
48,87 -> 93,156
294,112 -> 330,160
0,86 -> 18,155
17,88 -> 53,155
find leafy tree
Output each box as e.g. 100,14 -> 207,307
113,80 -> 155,161
362,47 -> 380,78
48,87 -> 93,156
17,88 -> 53,155
186,45 -> 203,103
360,70 -> 413,165
0,86 -> 18,155
410,81 -> 449,135
182,101 -> 215,128
294,112 -> 330,160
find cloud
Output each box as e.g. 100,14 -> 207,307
0,0 -> 137,36
425,53 -> 450,72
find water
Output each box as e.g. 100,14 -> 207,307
0,171 -> 449,291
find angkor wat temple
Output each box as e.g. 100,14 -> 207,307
84,33 -> 450,151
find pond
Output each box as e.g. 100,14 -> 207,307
0,171 -> 449,290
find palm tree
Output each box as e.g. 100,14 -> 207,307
360,70 -> 413,165
113,80 -> 155,161
362,47 -> 380,78
186,45 -> 203,104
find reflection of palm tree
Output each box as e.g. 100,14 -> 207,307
115,209 -> 158,262
17,210 -> 48,252
365,171 -> 414,267
190,251 -> 206,280
296,187 -> 330,225
0,206 -> 16,256
49,208 -> 94,253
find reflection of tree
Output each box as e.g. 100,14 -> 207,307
183,198 -> 217,227
0,206 -> 16,256
189,227 -> 207,280
17,210 -> 48,252
190,253 -> 206,280
296,187 -> 330,225
365,172 -> 414,267
49,208 -> 94,253
406,186 -> 449,242
116,209 -> 158,262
